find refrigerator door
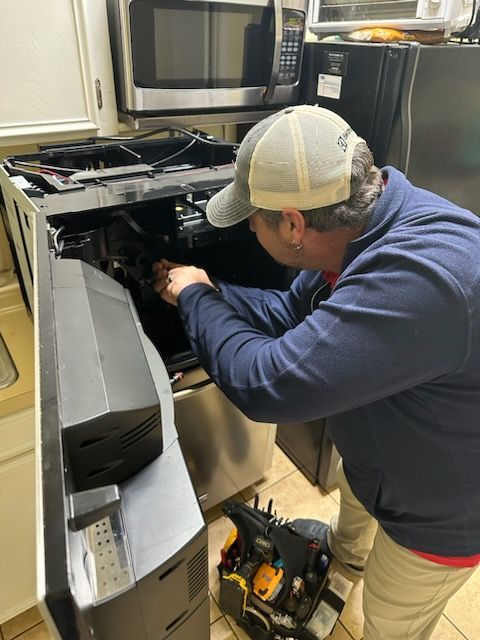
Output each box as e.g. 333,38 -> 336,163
386,44 -> 480,214
301,41 -> 409,165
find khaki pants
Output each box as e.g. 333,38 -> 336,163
328,460 -> 477,640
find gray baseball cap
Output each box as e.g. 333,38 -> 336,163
206,105 -> 364,228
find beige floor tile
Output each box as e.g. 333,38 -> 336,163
210,616 -> 237,639
328,486 -> 341,506
241,445 -> 298,501
330,621 -> 355,639
210,594 -> 223,624
252,469 -> 340,524
444,565 -> 480,640
431,614 -> 471,639
1,607 -> 43,640
8,622 -> 54,640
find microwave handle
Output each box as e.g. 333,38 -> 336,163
263,0 -> 283,103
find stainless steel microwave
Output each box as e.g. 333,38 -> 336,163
106,0 -> 308,116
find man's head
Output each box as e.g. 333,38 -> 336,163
207,105 -> 370,224
206,105 -> 383,271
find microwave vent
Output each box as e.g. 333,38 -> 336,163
187,546 -> 208,602
120,412 -> 160,450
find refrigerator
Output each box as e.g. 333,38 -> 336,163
301,41 -> 480,215
275,41 -> 480,489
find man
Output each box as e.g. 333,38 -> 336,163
152,105 -> 480,639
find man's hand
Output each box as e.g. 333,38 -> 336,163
152,258 -> 217,306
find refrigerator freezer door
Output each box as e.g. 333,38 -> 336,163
301,41 -> 409,165
388,44 -> 480,215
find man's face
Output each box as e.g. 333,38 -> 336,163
248,210 -> 363,273
248,211 -> 303,268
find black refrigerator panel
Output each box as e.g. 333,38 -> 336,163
301,41 -> 409,165
386,44 -> 480,215
302,41 -> 480,215
277,419 -> 340,489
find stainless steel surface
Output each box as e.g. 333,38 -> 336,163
263,0 -> 283,104
174,376 -> 276,511
386,44 -> 480,215
124,87 -> 303,114
107,0 -> 307,114
118,109 -> 279,129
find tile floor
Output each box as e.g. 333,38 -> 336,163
2,446 -> 479,640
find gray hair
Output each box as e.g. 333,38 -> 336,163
258,141 -> 383,232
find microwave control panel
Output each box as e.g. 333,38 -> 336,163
278,10 -> 305,85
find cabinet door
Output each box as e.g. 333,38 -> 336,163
0,447 -> 36,623
0,0 -> 118,147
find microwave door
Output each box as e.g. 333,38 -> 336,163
114,0 -> 307,113
35,216 -> 208,640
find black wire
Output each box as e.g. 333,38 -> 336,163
89,126 -> 171,141
89,125 -> 239,148
7,127 -> 237,183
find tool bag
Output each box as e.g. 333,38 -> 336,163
218,498 -> 340,640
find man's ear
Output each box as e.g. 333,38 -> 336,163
282,208 -> 305,242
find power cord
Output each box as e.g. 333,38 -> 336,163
88,125 -> 239,148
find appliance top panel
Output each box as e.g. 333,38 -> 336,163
3,134 -> 237,217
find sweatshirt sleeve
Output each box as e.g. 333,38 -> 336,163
211,278 -> 302,337
177,252 -> 469,424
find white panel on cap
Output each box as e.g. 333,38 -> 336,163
248,106 -> 363,210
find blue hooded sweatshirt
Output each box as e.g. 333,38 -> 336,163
178,167 -> 480,557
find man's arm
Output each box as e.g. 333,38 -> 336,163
177,253 -> 468,423
153,258 -> 328,338
210,278 -> 303,337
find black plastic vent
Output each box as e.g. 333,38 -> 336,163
187,546 -> 208,602
120,412 -> 160,450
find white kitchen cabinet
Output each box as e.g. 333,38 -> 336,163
0,280 -> 35,624
0,417 -> 36,624
0,0 -> 118,147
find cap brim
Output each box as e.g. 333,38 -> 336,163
206,182 -> 257,228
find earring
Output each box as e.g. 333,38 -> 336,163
292,241 -> 303,251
